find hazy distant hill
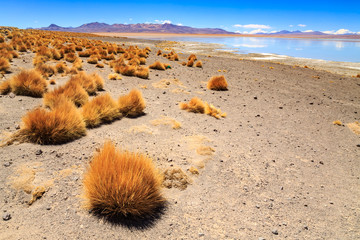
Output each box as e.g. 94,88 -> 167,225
38,22 -> 234,34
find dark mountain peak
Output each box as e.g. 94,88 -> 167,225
48,24 -> 60,28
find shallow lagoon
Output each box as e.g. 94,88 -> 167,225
129,36 -> 360,63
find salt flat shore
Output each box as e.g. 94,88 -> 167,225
1,34 -> 359,239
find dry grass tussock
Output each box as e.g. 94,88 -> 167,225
0,80 -> 11,95
149,61 -> 166,70
69,72 -> 97,95
119,65 -> 136,76
207,75 -> 228,90
195,61 -> 203,68
82,141 -> 165,217
0,57 -> 11,73
179,97 -> 205,114
180,97 -> 226,119
81,93 -> 121,128
108,73 -> 121,80
5,97 -> 86,145
9,69 -> 47,97
135,66 -> 149,79
43,81 -> 89,108
118,89 -> 146,117
90,72 -> 104,91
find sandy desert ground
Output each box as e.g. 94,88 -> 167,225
1,32 -> 360,240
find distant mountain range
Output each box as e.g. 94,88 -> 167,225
36,22 -> 233,34
34,22 -> 359,37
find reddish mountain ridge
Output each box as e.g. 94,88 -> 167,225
38,22 -> 234,34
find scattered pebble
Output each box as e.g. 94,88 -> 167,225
272,229 -> 278,235
14,124 -> 20,130
198,233 -> 205,237
35,149 -> 43,155
258,238 -> 266,240
2,213 -> 11,221
9,93 -> 15,98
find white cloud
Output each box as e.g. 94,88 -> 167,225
155,20 -> 172,24
233,24 -> 271,29
322,29 -> 358,35
177,23 -> 183,26
304,30 -> 314,32
298,24 -> 306,27
334,29 -> 352,34
289,25 -> 294,27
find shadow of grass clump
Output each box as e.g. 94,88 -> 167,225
91,203 -> 167,229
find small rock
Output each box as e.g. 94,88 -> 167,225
304,225 -> 309,230
254,96 -> 258,100
272,229 -> 278,235
3,162 -> 12,167
46,207 -> 51,210
15,124 -> 20,130
198,233 -> 205,237
2,213 -> 11,221
35,149 -> 43,155
9,93 -> 15,98
356,144 -> 360,147
258,238 -> 266,240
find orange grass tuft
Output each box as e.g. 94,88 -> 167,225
81,93 -> 121,128
0,57 -> 11,73
55,62 -> 68,74
69,72 -> 97,95
9,97 -> 86,145
135,66 -> 149,79
82,141 -> 165,217
207,75 -> 228,91
186,59 -> 194,67
149,61 -> 166,71
180,97 -> 226,119
0,80 -> 11,95
90,72 -> 104,91
10,69 -> 47,97
195,61 -> 203,68
118,89 -> 146,117
179,97 -> 205,114
188,54 -> 197,61
108,73 -> 121,80
43,81 -> 89,108
119,65 -> 136,76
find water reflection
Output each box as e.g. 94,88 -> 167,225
132,35 -> 360,62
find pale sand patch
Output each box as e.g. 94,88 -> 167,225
347,121 -> 360,135
151,116 -> 181,129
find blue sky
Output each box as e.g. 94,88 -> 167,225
1,0 -> 360,34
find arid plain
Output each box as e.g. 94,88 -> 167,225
0,28 -> 359,239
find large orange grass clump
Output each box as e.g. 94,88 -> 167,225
207,75 -> 228,91
8,97 -> 86,145
82,141 -> 165,217
118,89 -> 146,117
43,81 -> 89,108
81,93 -> 121,128
10,69 -> 47,97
